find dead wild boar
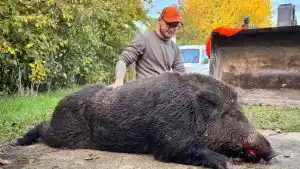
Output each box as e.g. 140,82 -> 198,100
17,72 -> 277,169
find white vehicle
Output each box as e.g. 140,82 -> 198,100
179,45 -> 210,75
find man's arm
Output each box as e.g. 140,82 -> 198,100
172,46 -> 185,73
110,34 -> 146,87
114,60 -> 127,85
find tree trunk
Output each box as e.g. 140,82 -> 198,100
18,66 -> 24,95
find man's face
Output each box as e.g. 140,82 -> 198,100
158,18 -> 181,39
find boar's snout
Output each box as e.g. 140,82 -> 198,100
243,132 -> 278,163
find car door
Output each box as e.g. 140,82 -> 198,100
199,49 -> 210,75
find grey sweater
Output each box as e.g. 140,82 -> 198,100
119,31 -> 185,80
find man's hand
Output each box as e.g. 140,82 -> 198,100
108,60 -> 127,89
108,80 -> 123,89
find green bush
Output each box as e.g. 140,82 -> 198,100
0,0 -> 150,96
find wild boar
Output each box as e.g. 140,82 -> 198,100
17,72 -> 277,169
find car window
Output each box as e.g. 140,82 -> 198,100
201,50 -> 209,64
180,49 -> 200,63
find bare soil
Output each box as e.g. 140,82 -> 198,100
1,130 -> 299,169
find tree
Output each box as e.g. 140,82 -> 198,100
179,0 -> 273,43
175,5 -> 204,45
0,0 -> 150,95
146,17 -> 157,31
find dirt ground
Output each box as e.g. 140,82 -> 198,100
0,130 -> 299,169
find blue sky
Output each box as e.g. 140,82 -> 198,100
143,0 -> 300,25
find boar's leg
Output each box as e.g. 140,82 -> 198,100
153,141 -> 236,169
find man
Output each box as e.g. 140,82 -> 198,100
241,16 -> 250,29
109,6 -> 185,88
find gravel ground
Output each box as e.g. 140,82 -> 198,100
0,130 -> 299,169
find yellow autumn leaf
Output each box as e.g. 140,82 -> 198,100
25,43 -> 34,48
180,0 -> 273,43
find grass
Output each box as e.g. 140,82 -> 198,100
0,87 -> 79,144
0,87 -> 300,144
244,106 -> 300,132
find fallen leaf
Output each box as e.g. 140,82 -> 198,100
84,157 -> 94,161
84,154 -> 99,161
275,128 -> 282,133
0,159 -> 12,165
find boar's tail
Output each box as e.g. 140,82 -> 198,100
17,122 -> 49,146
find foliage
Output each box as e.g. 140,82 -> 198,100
146,17 -> 157,31
0,0 -> 150,95
29,58 -> 46,85
178,0 -> 273,43
175,6 -> 203,45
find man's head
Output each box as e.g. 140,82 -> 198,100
157,6 -> 182,40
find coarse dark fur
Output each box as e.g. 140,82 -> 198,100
17,72 -> 276,169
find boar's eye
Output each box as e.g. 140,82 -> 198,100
221,111 -> 230,118
221,110 -> 240,119
231,111 -> 244,121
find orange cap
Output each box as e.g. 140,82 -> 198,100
161,6 -> 182,23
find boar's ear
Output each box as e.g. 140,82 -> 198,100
194,91 -> 220,120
